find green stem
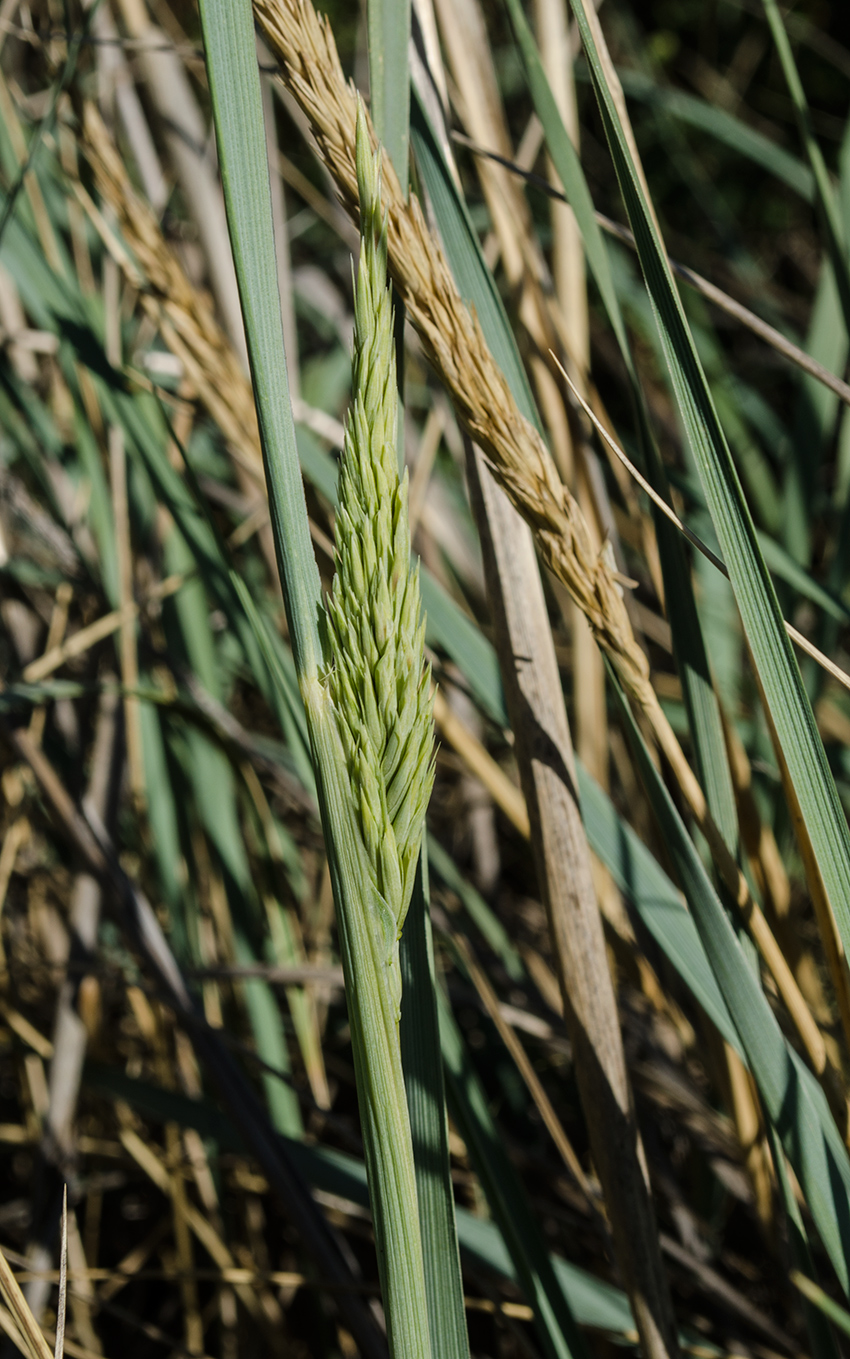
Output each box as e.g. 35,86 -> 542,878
307,688 -> 431,1358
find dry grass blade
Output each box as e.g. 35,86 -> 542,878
432,689 -> 530,836
451,928 -> 595,1203
54,1187 -> 67,1359
80,105 -> 257,464
466,446 -> 679,1359
0,1244 -> 54,1359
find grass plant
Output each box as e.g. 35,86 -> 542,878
5,2 -> 850,1359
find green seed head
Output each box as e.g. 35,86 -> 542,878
322,102 -> 434,938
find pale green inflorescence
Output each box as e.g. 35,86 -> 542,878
321,104 -> 434,1009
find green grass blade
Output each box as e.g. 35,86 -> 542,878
792,1271 -> 850,1341
575,761 -> 741,1055
760,0 -> 850,335
438,989 -> 590,1359
419,574 -> 506,727
198,0 -> 322,682
367,0 -> 411,197
200,14 -> 440,1346
502,0 -> 629,360
400,851 -> 469,1359
409,87 -> 539,428
569,0 -> 850,960
672,465 -> 850,623
610,67 -> 814,201
137,701 -> 184,917
366,0 -> 409,468
611,665 -> 850,1297
766,1124 -> 842,1359
786,118 -> 850,572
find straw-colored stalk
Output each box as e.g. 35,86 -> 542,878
302,111 -> 434,1359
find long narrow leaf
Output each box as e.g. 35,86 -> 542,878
199,0 -> 322,682
438,989 -> 590,1359
367,0 -> 411,197
610,665 -> 850,1297
760,0 -> 850,335
400,853 -> 469,1359
569,0 -> 850,959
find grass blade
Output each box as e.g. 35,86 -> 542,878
611,665 -> 850,1298
506,0 -> 739,857
767,1124 -> 842,1359
792,1271 -> 850,1341
200,7 -> 442,1347
438,989 -> 590,1359
575,761 -> 741,1055
609,67 -> 813,201
367,0 -> 411,196
760,0 -> 850,335
400,851 -> 469,1359
198,0 -> 322,682
409,87 -> 539,427
568,0 -> 850,963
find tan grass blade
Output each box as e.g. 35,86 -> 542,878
54,1188 -> 67,1359
0,1244 -> 54,1359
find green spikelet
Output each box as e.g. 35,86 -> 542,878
299,103 -> 434,1359
322,103 -> 435,1005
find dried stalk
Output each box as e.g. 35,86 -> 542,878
465,442 -> 679,1359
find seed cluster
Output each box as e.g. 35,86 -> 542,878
323,110 -> 434,934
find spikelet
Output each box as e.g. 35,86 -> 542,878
322,103 -> 435,953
